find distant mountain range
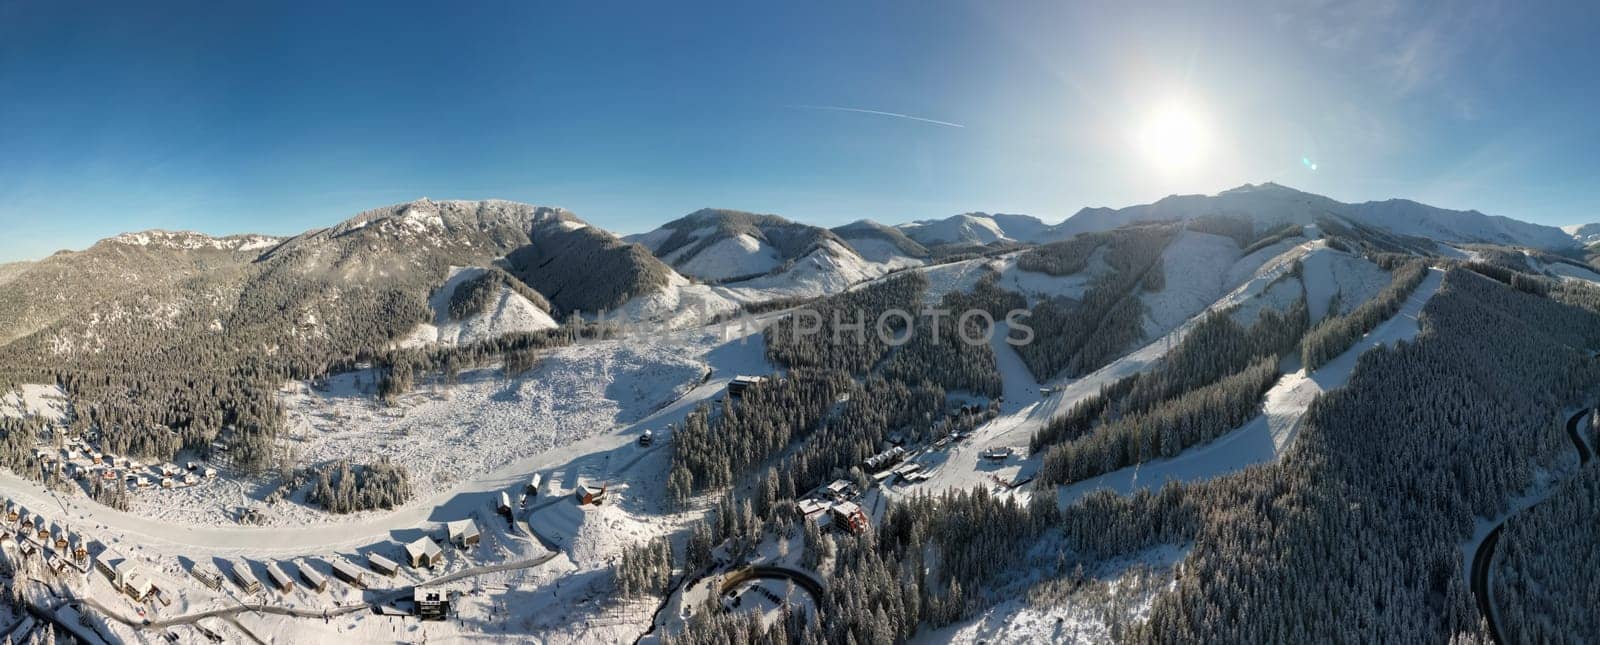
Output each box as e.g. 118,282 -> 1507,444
0,183 -> 1584,360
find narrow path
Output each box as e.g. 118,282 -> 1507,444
1470,407 -> 1593,645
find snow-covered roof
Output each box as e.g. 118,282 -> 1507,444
405,536 -> 443,560
446,518 -> 480,540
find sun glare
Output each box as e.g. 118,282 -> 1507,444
1137,103 -> 1211,174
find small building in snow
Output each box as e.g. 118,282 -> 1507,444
298,560 -> 328,593
526,473 -> 543,496
497,491 -> 513,516
727,374 -> 768,397
230,560 -> 262,593
405,537 -> 443,568
330,558 -> 366,588
414,587 -> 449,620
266,561 -> 295,592
190,562 -> 224,590
368,552 -> 400,578
446,519 -> 481,548
575,484 -> 606,506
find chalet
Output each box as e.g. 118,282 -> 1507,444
830,501 -> 870,534
19,512 -> 35,533
34,516 -> 49,541
526,473 -> 543,496
51,526 -> 68,552
265,561 -> 295,593
446,519 -> 481,548
70,534 -> 88,562
980,447 -> 1014,462
863,447 -> 907,472
203,467 -> 218,478
182,473 -> 200,486
159,464 -> 180,477
727,375 -> 767,397
4,501 -> 17,523
330,559 -> 366,588
298,561 -> 328,593
414,587 -> 449,620
497,492 -> 513,516
100,469 -> 118,481
575,484 -> 606,506
368,552 -> 401,578
405,536 -> 444,568
824,479 -> 854,500
190,562 -> 224,590
186,461 -> 200,471
135,476 -> 152,488
159,477 -> 174,489
229,560 -> 262,593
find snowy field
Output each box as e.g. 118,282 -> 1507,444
0,383 -> 69,421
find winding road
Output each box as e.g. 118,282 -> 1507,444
1470,407 -> 1593,645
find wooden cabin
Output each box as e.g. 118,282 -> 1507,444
265,561 -> 295,593
368,552 -> 400,578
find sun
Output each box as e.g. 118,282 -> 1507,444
1136,103 -> 1211,174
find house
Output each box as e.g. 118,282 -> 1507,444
797,499 -> 829,521
526,473 -> 543,496
183,473 -> 200,486
727,375 -> 767,397
298,560 -> 328,593
575,484 -> 606,506
19,512 -> 35,532
830,501 -> 870,534
135,476 -> 152,488
159,477 -> 174,489
159,464 -> 180,477
230,560 -> 262,593
446,519 -> 481,548
404,536 -> 444,568
497,492 -> 513,516
70,535 -> 88,562
203,467 -> 218,478
4,501 -> 17,523
330,559 -> 366,588
190,562 -> 224,590
265,561 -> 295,593
34,516 -> 49,541
980,447 -> 1014,462
824,479 -> 854,500
368,552 -> 400,577
414,587 -> 449,620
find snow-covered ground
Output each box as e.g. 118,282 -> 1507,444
673,234 -> 783,281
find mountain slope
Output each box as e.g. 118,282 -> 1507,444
896,212 -> 1058,246
830,219 -> 929,262
0,231 -> 281,346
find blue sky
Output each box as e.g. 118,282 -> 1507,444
3,0 -> 1599,261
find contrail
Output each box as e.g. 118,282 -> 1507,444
790,104 -> 965,128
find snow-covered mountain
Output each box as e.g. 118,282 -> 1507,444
1561,223 -> 1600,245
1053,183 -> 1576,250
626,208 -> 858,283
896,212 -> 1058,247
830,219 -> 929,263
